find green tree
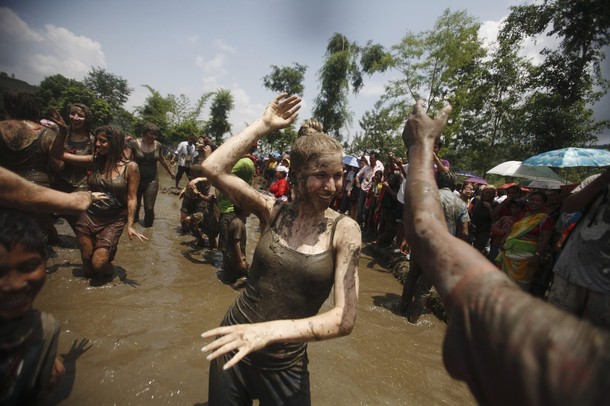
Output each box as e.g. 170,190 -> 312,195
262,63 -> 307,96
83,67 -> 132,117
38,73 -> 113,129
361,10 -> 490,171
349,107 -> 406,159
134,85 -> 173,135
203,89 -> 234,144
261,63 -> 307,153
313,33 -> 363,141
500,0 -> 610,151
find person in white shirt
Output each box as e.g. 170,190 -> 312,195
174,135 -> 198,188
355,151 -> 384,227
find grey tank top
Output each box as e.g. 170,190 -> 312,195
87,166 -> 128,217
222,206 -> 345,370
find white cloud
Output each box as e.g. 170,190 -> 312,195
0,8 -> 105,83
478,19 -> 502,50
195,53 -> 226,75
188,35 -> 199,44
479,16 -> 561,65
0,7 -> 43,42
213,39 -> 236,54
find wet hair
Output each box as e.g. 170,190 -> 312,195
436,171 -> 457,191
93,125 -> 125,169
69,103 -> 92,134
142,122 -> 159,135
290,119 -> 342,185
0,211 -> 46,258
3,90 -> 41,121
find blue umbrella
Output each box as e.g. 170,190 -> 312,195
453,168 -> 481,178
342,154 -> 360,168
523,147 -> 610,168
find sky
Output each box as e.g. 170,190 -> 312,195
1,0 -> 608,144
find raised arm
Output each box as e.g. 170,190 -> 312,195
201,216 -> 360,370
200,94 -> 301,223
562,169 -> 610,213
401,100 -> 497,306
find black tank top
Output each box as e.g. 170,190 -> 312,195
222,206 -> 345,370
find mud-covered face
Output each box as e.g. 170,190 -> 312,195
95,133 -> 111,156
297,152 -> 343,211
0,244 -> 46,320
69,107 -> 87,130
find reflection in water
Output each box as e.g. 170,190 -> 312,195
37,172 -> 474,405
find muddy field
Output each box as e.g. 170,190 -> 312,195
37,172 -> 474,405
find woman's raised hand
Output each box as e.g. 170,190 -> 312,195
402,100 -> 452,148
49,109 -> 69,134
262,93 -> 302,131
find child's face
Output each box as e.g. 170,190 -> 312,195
0,244 -> 46,320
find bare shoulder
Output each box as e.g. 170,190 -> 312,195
327,210 -> 361,243
124,160 -> 140,174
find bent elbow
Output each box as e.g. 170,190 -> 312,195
337,314 -> 356,337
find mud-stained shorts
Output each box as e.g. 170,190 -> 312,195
74,212 -> 127,261
548,273 -> 610,330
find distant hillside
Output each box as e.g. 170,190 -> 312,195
0,73 -> 39,117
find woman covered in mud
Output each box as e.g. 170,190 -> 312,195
200,94 -> 360,405
73,125 -> 147,280
127,122 -> 175,227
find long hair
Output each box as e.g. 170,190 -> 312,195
69,103 -> 93,134
92,125 -> 125,176
290,120 -> 342,190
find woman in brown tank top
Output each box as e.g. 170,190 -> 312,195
73,125 -> 147,281
200,94 -> 361,405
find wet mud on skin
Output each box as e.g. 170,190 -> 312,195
37,171 -> 474,405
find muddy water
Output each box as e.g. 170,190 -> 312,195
37,171 -> 474,405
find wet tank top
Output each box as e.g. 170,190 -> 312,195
87,165 -> 128,217
56,134 -> 94,190
222,206 -> 345,370
132,140 -> 160,183
0,126 -> 52,186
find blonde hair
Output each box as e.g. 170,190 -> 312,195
290,120 -> 342,182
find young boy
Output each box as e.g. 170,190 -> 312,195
0,210 -> 65,404
216,205 -> 249,288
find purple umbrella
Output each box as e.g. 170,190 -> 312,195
464,176 -> 488,185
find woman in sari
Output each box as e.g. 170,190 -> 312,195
497,191 -> 553,290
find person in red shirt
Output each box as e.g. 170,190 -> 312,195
269,165 -> 290,203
